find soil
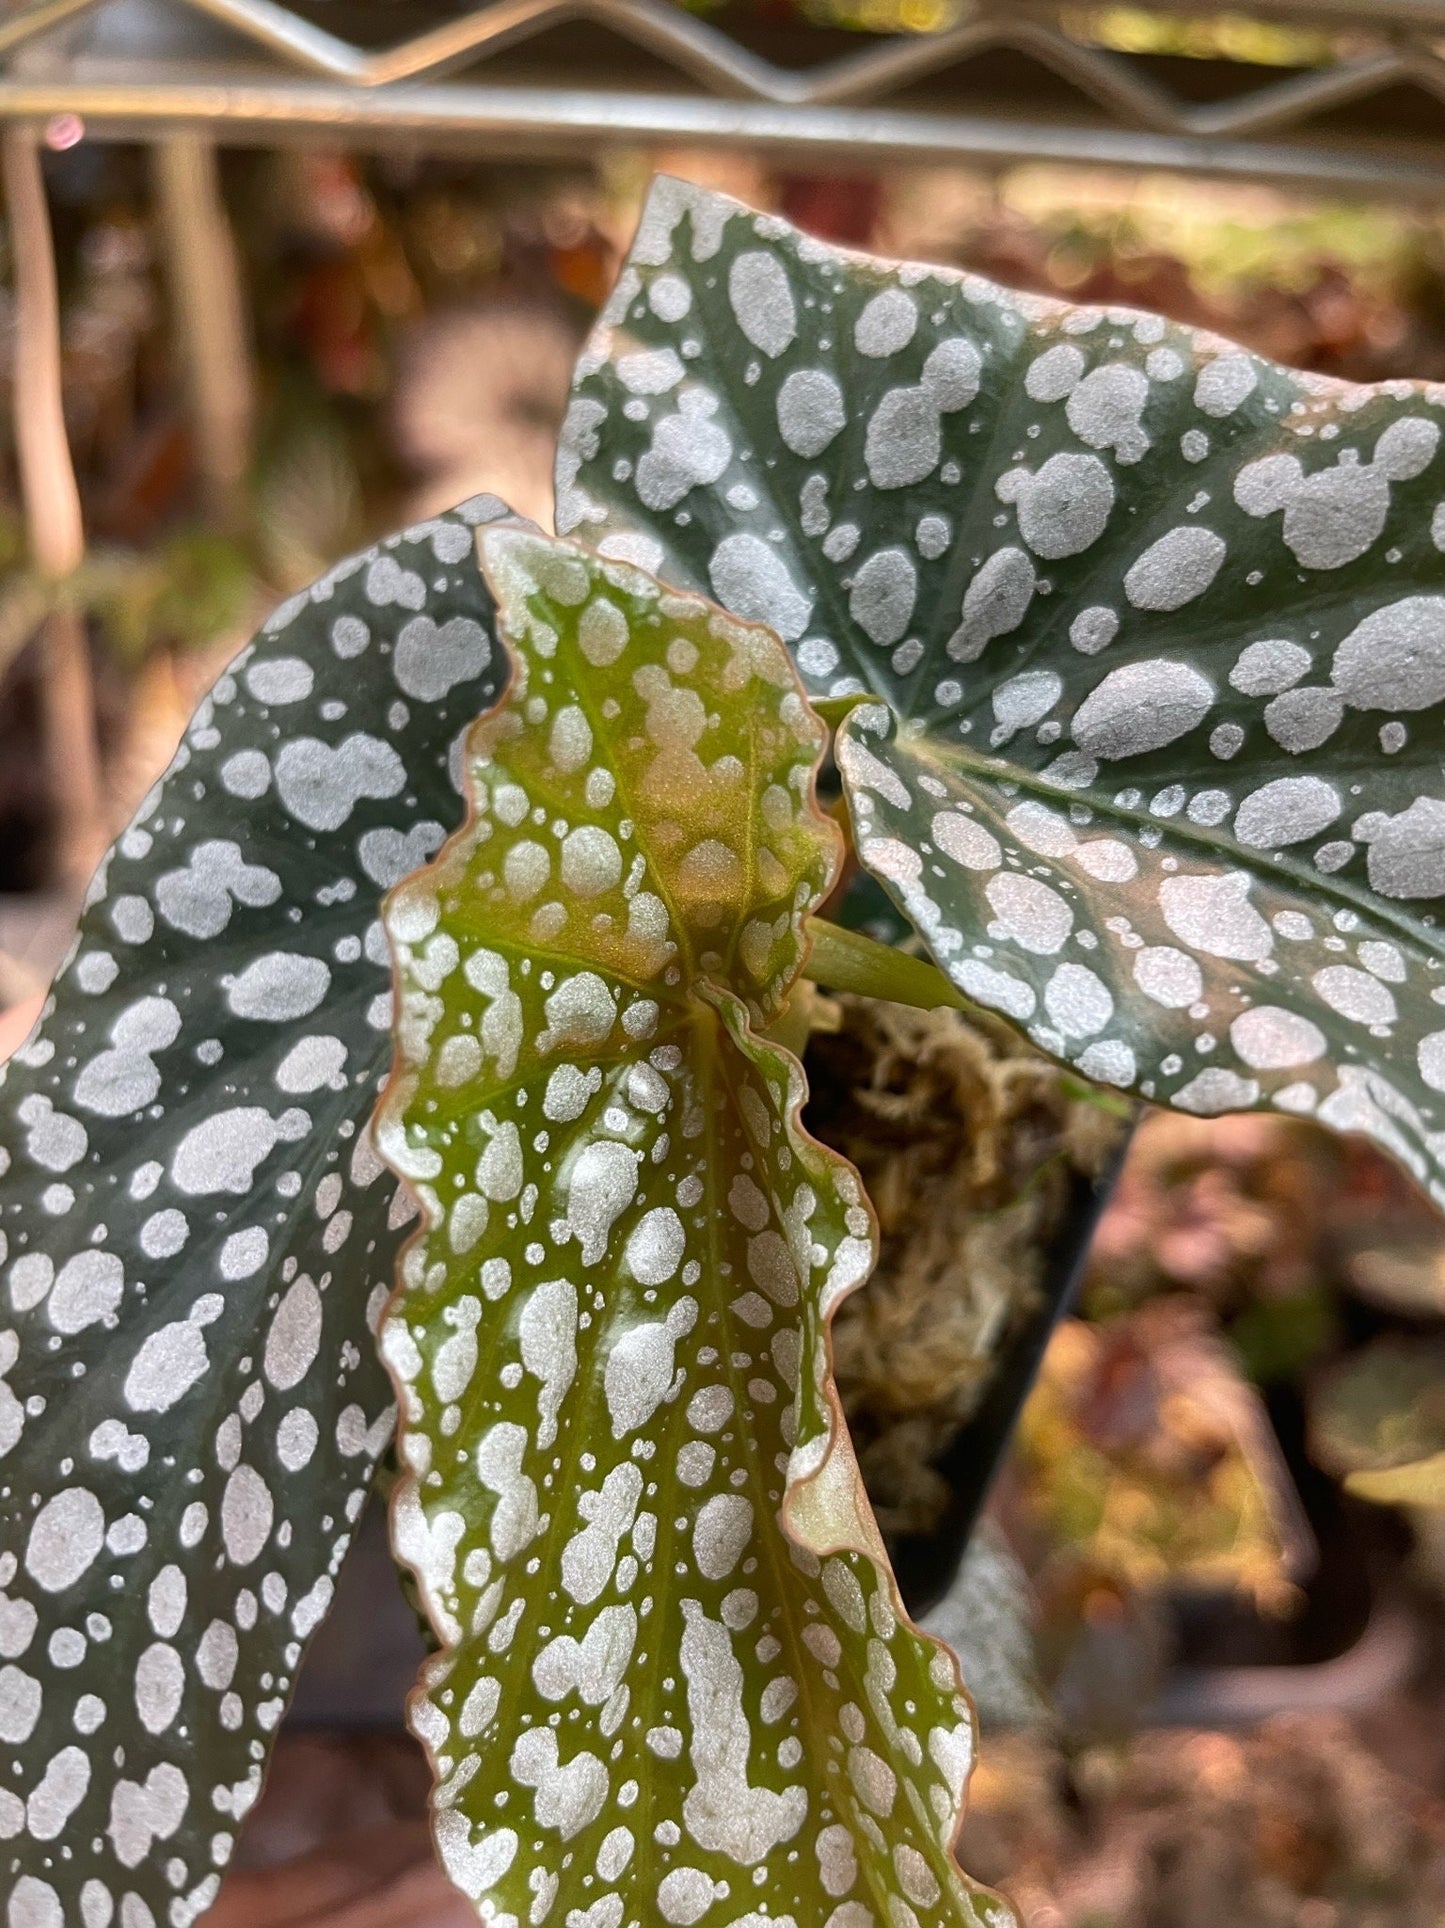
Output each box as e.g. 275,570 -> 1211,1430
804,993 -> 1128,1539
198,1736 -> 467,1928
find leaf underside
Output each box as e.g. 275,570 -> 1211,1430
561,177 -> 1445,1208
376,528 -> 1002,1928
0,497 -> 514,1926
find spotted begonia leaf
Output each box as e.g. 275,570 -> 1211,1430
376,526 -> 1002,1928
0,497 -> 515,1926
560,177 -> 1445,1207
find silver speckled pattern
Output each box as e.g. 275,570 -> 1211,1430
561,176 -> 1445,1206
0,498 -> 513,1927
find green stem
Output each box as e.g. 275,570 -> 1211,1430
801,917 -> 1137,1120
801,915 -> 969,1014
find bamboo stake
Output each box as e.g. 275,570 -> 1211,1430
3,124 -> 105,883
151,131 -> 254,530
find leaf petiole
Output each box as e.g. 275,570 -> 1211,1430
801,913 -> 970,1013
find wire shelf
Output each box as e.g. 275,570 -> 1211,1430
0,0 -> 1442,195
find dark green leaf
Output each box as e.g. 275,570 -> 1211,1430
561,178 -> 1445,1205
0,497 -> 514,1925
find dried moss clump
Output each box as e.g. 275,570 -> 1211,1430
804,992 -> 1128,1538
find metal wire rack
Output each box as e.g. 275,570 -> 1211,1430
0,0 -> 1443,196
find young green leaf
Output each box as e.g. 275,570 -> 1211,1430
561,177 -> 1445,1206
376,528 -> 1003,1928
0,498 -> 513,1924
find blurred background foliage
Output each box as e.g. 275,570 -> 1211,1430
684,0 -> 1351,61
6,138 -> 1445,1926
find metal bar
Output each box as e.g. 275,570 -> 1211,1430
1396,39 -> 1445,103
14,0 -> 1445,71
179,0 -> 800,97
0,0 -> 102,63
89,0 -> 1187,117
168,0 -> 369,80
0,77 -> 1442,198
177,0 -> 1402,115
8,0 -> 1445,101
353,0 -> 786,96
4,0 -> 1445,154
804,16 -> 1188,126
1181,48 -> 1408,134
